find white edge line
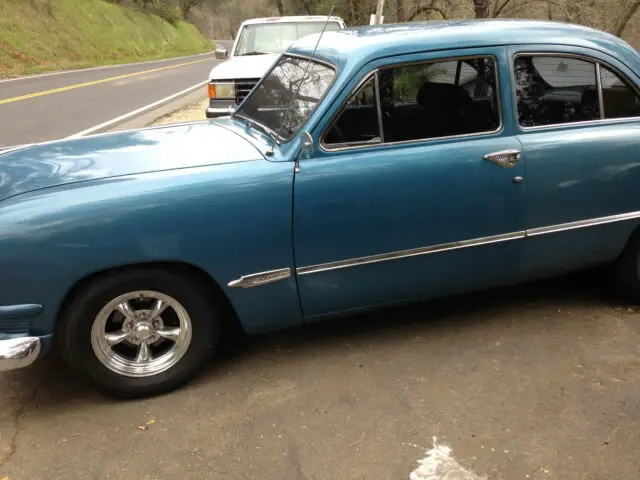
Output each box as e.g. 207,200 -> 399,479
0,51 -> 216,84
66,80 -> 209,139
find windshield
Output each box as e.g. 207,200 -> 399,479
234,55 -> 336,142
234,21 -> 341,56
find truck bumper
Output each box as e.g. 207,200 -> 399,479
206,99 -> 237,118
0,336 -> 41,371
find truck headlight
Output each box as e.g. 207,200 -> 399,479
208,82 -> 235,100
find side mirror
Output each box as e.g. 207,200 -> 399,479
300,131 -> 314,159
214,47 -> 228,60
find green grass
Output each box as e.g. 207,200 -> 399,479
0,0 -> 213,78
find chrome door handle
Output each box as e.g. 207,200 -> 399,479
484,149 -> 521,169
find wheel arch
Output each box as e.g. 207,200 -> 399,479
56,261 -> 244,339
620,223 -> 640,254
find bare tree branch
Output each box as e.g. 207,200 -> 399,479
397,0 -> 406,22
180,0 -> 207,20
301,0 -> 313,14
616,0 -> 640,36
492,0 -> 514,17
496,0 -> 559,16
474,0 -> 490,18
408,4 -> 447,20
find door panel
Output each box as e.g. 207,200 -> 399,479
518,123 -> 640,276
293,135 -> 526,316
293,48 -> 528,317
508,46 -> 640,276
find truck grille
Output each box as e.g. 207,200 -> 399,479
235,79 -> 260,104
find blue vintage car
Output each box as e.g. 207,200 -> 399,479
2,19 -> 640,398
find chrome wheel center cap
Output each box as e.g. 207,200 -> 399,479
134,323 -> 153,341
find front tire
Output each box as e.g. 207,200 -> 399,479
58,268 -> 220,399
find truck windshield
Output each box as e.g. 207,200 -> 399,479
234,21 -> 341,56
234,55 -> 336,142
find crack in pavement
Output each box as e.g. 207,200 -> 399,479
0,383 -> 39,468
1,404 -> 26,467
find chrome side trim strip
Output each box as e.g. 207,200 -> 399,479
228,268 -> 292,288
297,231 -> 525,276
526,210 -> 640,237
295,211 -> 640,277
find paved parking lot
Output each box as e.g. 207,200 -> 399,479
1,271 -> 639,479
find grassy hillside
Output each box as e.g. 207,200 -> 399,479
0,0 -> 213,78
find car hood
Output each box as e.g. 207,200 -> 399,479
209,53 -> 279,80
0,121 -> 263,202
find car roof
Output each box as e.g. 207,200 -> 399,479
240,15 -> 344,26
287,19 -> 640,74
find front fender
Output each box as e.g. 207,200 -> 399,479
0,160 -> 300,338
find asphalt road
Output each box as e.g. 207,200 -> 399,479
1,272 -> 639,479
0,48 -> 230,147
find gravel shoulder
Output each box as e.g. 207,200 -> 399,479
149,96 -> 209,126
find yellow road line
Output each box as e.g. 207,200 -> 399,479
0,57 -> 211,105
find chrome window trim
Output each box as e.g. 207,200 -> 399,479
319,54 -> 504,153
526,210 -> 640,237
284,52 -> 338,70
595,62 -> 605,120
513,115 -> 640,132
297,231 -> 525,276
233,53 -> 339,145
228,268 -> 292,288
319,71 -> 381,151
597,62 -> 640,120
296,209 -> 640,276
374,71 -> 385,143
511,51 -> 640,131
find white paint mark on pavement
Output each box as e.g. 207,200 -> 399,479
66,80 -> 208,138
409,437 -> 486,480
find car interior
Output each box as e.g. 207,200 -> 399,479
323,58 -> 501,146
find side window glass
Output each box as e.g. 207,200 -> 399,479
599,66 -> 640,119
379,56 -> 500,142
514,56 -> 600,127
324,75 -> 380,146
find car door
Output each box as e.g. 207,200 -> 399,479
292,47 -> 528,317
508,45 -> 640,277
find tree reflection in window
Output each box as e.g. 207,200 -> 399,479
235,55 -> 336,142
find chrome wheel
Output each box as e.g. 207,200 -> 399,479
90,290 -> 192,378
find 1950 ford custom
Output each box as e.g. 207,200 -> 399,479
2,19 -> 640,398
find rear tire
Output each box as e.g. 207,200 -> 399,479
57,268 -> 220,399
614,231 -> 640,303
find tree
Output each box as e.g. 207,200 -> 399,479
180,0 -> 207,19
474,0 -> 490,17
407,2 -> 448,20
397,0 -> 406,21
615,0 -> 640,36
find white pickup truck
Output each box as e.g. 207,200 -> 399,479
206,15 -> 346,118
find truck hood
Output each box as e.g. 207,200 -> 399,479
0,121 -> 263,202
208,53 -> 279,80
